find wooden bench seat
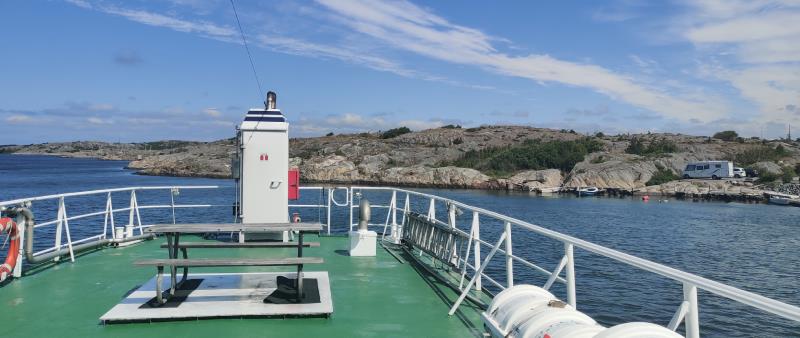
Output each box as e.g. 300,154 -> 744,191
135,257 -> 323,267
136,257 -> 323,305
159,242 -> 320,249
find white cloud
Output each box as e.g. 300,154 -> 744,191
66,1 -> 494,91
680,0 -> 800,130
5,115 -> 34,124
204,108 -> 222,117
315,0 -> 726,123
87,117 -> 113,124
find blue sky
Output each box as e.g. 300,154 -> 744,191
1,0 -> 798,143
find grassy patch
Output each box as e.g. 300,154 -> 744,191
728,145 -> 789,165
646,165 -> 679,186
449,137 -> 603,177
380,127 -> 411,139
625,138 -> 678,156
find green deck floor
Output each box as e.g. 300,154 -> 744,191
1,235 -> 486,337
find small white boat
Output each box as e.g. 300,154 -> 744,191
768,196 -> 792,205
538,187 -> 562,194
577,186 -> 600,196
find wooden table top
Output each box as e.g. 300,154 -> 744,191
145,222 -> 323,234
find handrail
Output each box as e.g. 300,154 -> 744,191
347,186 -> 800,334
2,184 -> 797,336
0,185 -> 220,207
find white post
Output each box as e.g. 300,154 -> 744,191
54,198 -> 64,262
13,218 -> 24,277
427,198 -> 435,221
134,192 -> 143,235
505,221 -> 513,288
400,193 -> 410,240
565,243 -> 576,308
61,199 -> 75,262
170,188 -> 177,224
472,211 -> 481,291
127,190 -> 135,237
326,188 -> 332,235
103,192 -> 112,239
391,190 -> 397,226
448,203 -> 458,265
684,283 -> 700,338
349,188 -> 354,231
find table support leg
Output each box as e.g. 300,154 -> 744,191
180,247 -> 188,284
156,266 -> 164,305
297,231 -> 304,301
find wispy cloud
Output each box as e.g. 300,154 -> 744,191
680,0 -> 800,129
66,0 -> 495,92
5,114 -> 35,124
314,0 -> 726,123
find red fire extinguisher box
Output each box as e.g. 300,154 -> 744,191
288,169 -> 300,200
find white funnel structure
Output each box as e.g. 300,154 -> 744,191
235,91 -> 289,242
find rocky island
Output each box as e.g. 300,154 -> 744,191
2,125 -> 798,200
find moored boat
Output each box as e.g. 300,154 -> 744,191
577,186 -> 601,196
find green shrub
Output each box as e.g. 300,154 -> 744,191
465,126 -> 486,132
325,132 -> 334,137
646,166 -> 679,186
449,137 -> 603,177
625,138 -> 678,156
754,166 -> 779,183
452,138 -> 463,145
728,145 -> 789,165
782,166 -> 797,183
380,127 -> 411,139
712,130 -> 738,141
595,132 -> 605,138
441,124 -> 461,129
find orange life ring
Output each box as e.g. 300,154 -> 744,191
0,217 -> 19,282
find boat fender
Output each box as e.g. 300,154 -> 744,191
0,217 -> 20,282
292,212 -> 301,223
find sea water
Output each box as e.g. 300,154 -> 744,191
0,154 -> 797,337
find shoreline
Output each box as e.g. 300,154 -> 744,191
2,152 -> 795,205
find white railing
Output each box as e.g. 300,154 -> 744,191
342,186 -> 800,338
3,185 -> 799,337
1,185 -> 333,278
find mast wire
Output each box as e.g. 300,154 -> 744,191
230,0 -> 264,102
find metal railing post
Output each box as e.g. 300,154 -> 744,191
684,283 -> 700,338
60,197 -> 75,262
54,197 -> 64,262
13,217 -> 24,277
505,221 -> 514,288
326,188 -> 332,235
427,198 -> 435,221
103,192 -> 113,239
565,243 -> 576,308
472,211 -> 481,291
128,190 -> 136,232
170,188 -> 177,224
349,188 -> 354,231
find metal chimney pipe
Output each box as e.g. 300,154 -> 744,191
266,91 -> 277,110
358,199 -> 371,232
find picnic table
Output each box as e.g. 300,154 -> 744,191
138,222 -> 323,305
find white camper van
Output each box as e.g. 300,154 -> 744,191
682,161 -> 734,179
